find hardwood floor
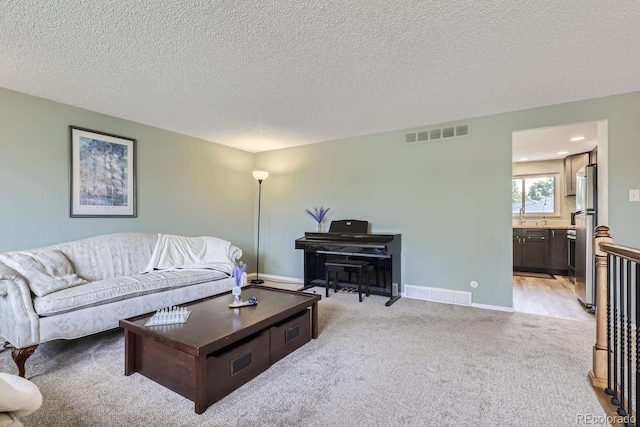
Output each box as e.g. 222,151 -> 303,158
513,273 -> 595,321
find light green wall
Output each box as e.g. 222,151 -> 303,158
0,88 -> 256,267
2,87 -> 638,308
255,92 -> 640,308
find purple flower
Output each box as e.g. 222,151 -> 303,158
233,262 -> 247,287
305,207 -> 330,223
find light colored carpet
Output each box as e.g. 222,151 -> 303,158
0,284 -> 607,427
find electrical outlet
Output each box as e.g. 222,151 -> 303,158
630,189 -> 640,202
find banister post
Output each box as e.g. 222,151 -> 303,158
589,225 -> 613,388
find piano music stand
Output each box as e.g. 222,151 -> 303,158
328,219 -> 368,233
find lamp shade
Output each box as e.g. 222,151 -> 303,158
252,170 -> 269,181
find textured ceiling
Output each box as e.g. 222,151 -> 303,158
512,121 -> 599,163
1,1 -> 639,153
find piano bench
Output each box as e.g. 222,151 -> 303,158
324,260 -> 370,302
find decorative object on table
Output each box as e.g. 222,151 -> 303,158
231,285 -> 242,305
305,206 -> 330,232
232,262 -> 247,304
69,126 -> 136,218
144,306 -> 191,326
251,170 -> 269,284
228,295 -> 258,308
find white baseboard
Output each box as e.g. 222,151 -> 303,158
247,273 -> 303,284
471,303 -> 515,312
250,275 -> 515,312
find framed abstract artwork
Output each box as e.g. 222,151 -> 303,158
69,126 -> 137,217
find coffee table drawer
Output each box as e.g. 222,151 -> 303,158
270,309 -> 311,364
206,328 -> 270,403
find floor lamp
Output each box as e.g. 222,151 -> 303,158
250,170 -> 269,284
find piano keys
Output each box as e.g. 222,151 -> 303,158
295,222 -> 401,306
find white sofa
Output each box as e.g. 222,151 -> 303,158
0,232 -> 244,377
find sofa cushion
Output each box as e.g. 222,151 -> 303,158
0,249 -> 88,297
33,269 -> 228,316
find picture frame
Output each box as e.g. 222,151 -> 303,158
69,126 -> 137,217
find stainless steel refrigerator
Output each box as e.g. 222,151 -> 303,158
575,164 -> 597,309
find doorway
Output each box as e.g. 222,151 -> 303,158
511,120 -> 607,320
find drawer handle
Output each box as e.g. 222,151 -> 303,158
286,325 -> 300,343
230,351 -> 252,376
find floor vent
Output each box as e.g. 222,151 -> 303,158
403,285 -> 472,307
404,122 -> 470,146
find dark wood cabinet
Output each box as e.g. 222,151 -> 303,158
513,227 -> 569,274
564,152 -> 590,196
513,229 -> 523,268
548,229 -> 568,272
520,229 -> 549,269
514,228 -> 548,269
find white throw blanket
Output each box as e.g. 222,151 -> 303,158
0,373 -> 42,424
143,234 -> 239,275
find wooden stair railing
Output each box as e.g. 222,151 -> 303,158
590,225 -> 640,425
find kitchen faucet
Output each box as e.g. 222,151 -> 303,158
519,207 -> 525,225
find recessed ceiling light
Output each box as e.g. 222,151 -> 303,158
519,157 -> 530,161
558,151 -> 570,155
570,136 -> 585,141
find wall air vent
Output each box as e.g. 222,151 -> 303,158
456,125 -> 469,136
404,285 -> 472,307
417,131 -> 429,141
404,121 -> 471,146
442,127 -> 455,138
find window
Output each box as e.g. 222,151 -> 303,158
512,174 -> 557,215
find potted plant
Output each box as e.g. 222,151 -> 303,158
305,207 -> 330,232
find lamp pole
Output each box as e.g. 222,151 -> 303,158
250,171 -> 269,284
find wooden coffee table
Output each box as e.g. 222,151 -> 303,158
119,285 -> 321,414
